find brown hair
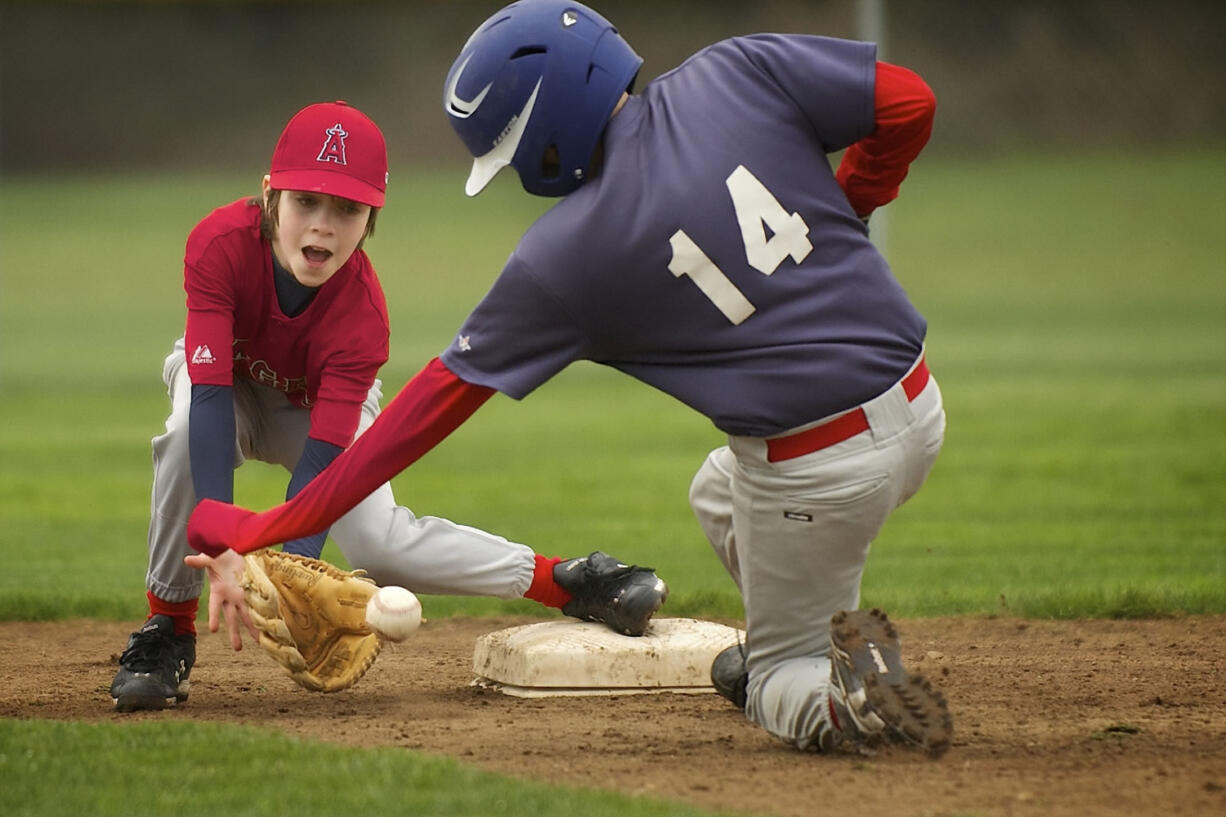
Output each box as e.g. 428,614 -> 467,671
251,189 -> 379,248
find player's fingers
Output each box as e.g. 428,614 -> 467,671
224,601 -> 244,651
186,554 -> 224,634
237,602 -> 260,643
216,583 -> 245,650
207,589 -> 223,634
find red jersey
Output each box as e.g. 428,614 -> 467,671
182,198 -> 390,448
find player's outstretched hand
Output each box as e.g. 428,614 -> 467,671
183,549 -> 260,651
188,498 -> 255,556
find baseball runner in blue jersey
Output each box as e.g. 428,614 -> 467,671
188,0 -> 951,754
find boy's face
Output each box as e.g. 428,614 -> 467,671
263,176 -> 372,288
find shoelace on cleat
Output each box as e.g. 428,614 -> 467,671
572,561 -> 656,601
119,631 -> 178,673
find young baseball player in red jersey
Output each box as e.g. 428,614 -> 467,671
187,0 -> 951,755
109,99 -> 666,712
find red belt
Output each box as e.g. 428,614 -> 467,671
765,358 -> 930,463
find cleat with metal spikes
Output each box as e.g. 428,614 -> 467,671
827,608 -> 953,757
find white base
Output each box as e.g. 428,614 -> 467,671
471,617 -> 745,698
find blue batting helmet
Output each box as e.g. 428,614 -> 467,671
443,0 -> 642,197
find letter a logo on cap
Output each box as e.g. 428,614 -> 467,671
317,123 -> 349,165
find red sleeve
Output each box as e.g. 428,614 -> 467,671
835,61 -> 936,218
184,306 -> 234,386
183,246 -> 237,387
187,357 -> 495,556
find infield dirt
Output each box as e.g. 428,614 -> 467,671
2,615 -> 1223,817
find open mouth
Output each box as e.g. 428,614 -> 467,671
302,246 -> 332,266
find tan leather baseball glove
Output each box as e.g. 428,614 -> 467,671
240,550 -> 383,692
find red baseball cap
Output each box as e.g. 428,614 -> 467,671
269,101 -> 387,207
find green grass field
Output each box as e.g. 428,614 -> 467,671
1,146 -> 1224,815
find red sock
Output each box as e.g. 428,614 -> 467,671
523,555 -> 573,610
147,590 -> 198,636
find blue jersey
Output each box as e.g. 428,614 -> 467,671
441,34 -> 926,437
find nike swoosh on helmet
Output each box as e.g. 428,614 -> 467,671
445,55 -> 492,119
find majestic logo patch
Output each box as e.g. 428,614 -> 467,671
190,344 -> 216,365
562,11 -> 577,26
457,335 -> 472,352
317,123 -> 349,165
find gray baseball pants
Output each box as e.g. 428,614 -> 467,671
689,356 -> 945,750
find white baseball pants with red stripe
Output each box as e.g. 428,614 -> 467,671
689,365 -> 945,750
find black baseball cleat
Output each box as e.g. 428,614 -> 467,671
827,608 -> 953,757
710,642 -> 749,709
110,614 -> 197,712
555,551 -> 668,636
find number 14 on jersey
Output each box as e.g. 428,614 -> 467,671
668,165 -> 813,325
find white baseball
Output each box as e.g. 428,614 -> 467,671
365,585 -> 422,642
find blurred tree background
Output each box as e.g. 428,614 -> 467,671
1,0 -> 1222,176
